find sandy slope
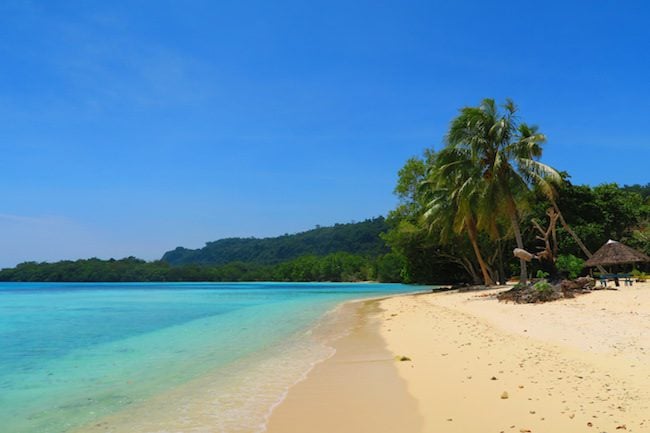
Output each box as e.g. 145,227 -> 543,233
267,282 -> 650,433
265,300 -> 422,433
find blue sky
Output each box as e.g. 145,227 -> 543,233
1,1 -> 649,267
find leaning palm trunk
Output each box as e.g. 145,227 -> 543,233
550,200 -> 607,274
506,195 -> 528,284
437,252 -> 481,284
487,241 -> 506,284
466,216 -> 495,285
497,240 -> 507,284
460,258 -> 482,285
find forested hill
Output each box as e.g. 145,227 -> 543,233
161,217 -> 390,266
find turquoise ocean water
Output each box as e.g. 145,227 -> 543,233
0,282 -> 420,433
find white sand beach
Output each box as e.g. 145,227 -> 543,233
267,282 -> 650,433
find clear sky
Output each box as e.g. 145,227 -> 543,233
1,1 -> 649,267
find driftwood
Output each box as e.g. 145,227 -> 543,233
560,277 -> 596,292
531,208 -> 561,281
550,199 -> 607,273
512,208 -> 560,264
531,208 -> 560,262
513,248 -> 535,262
497,277 -> 595,304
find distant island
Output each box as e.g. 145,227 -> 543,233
162,217 -> 390,266
0,218 -> 405,283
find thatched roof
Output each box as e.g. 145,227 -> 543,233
583,240 -> 650,267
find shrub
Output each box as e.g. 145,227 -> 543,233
556,254 -> 585,279
632,269 -> 648,280
533,279 -> 553,294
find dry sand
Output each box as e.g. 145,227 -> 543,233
266,282 -> 650,433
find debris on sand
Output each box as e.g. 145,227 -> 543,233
497,277 -> 595,304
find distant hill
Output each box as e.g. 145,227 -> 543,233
161,217 -> 390,266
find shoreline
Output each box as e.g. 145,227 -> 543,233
261,288 -> 432,432
266,282 -> 650,432
265,297 -> 423,433
63,285 -> 421,433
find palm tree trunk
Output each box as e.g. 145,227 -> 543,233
496,239 -> 507,284
550,200 -> 607,274
506,195 -> 528,284
466,216 -> 495,285
439,253 -> 481,284
461,257 -> 482,285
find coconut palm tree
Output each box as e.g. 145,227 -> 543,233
446,98 -> 561,284
421,147 -> 496,285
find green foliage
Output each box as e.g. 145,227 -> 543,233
632,269 -> 648,280
0,252 -> 408,283
445,98 -> 561,284
622,183 -> 650,199
383,102 -> 649,286
383,98 -> 564,285
271,252 -> 376,282
382,211 -> 469,284
533,269 -> 554,296
374,252 -> 406,283
548,180 -> 648,255
556,254 -> 585,279
162,218 -> 389,266
533,279 -> 553,294
394,154 -> 431,203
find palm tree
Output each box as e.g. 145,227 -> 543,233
421,147 -> 495,286
446,98 -> 560,284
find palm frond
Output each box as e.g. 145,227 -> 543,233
516,159 -> 561,199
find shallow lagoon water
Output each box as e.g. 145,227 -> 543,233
0,282 -> 420,433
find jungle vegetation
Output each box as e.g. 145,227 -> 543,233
383,99 -> 649,284
161,217 -> 389,266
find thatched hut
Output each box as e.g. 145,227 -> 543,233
583,240 -> 650,268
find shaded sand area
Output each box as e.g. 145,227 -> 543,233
268,282 -> 650,433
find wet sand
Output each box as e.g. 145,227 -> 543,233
266,300 -> 422,433
267,282 -> 650,433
